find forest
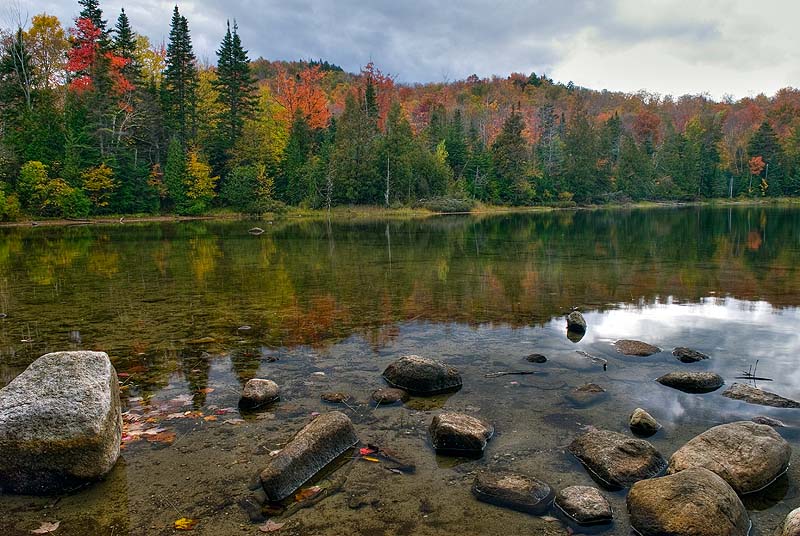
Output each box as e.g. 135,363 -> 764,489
2,0 -> 800,220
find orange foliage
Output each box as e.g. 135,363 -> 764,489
749,156 -> 766,176
273,65 -> 331,129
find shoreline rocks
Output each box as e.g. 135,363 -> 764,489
668,421 -> 791,495
472,472 -> 553,514
567,311 -> 587,333
239,379 -> 280,409
382,355 -> 462,395
627,467 -> 750,536
614,340 -> 660,356
555,485 -> 613,525
722,383 -> 800,408
629,408 -> 661,437
568,429 -> 667,489
656,371 -> 724,393
0,351 -> 122,495
779,507 -> 800,536
260,411 -> 359,501
429,412 -> 493,456
673,347 -> 709,363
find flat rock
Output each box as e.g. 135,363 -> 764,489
751,415 -> 786,428
656,372 -> 724,393
567,311 -> 587,333
320,392 -> 351,404
566,383 -> 607,407
371,388 -> 408,404
382,355 -> 462,395
780,507 -> 800,536
260,411 -> 359,501
614,340 -> 660,356
673,347 -> 709,363
627,467 -> 750,536
239,379 -> 280,409
526,353 -> 548,364
429,412 -> 493,456
668,421 -> 791,494
722,383 -> 800,408
629,408 -> 661,437
555,485 -> 613,525
568,429 -> 667,489
472,471 -> 553,514
0,351 -> 122,494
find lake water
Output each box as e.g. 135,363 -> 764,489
1,206 -> 800,535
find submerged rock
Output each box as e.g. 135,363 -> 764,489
526,353 -> 548,364
371,388 -> 408,405
566,383 -> 607,407
382,355 -> 462,395
780,507 -> 800,536
751,415 -> 786,428
614,340 -> 661,356
566,311 -> 587,333
629,408 -> 661,437
672,347 -> 710,363
668,421 -> 791,495
555,485 -> 613,525
722,383 -> 800,409
0,351 -> 122,494
429,412 -> 493,456
656,371 -> 724,393
472,471 -> 553,514
239,379 -> 280,409
321,392 -> 351,404
627,467 -> 750,536
568,429 -> 667,489
260,411 -> 359,501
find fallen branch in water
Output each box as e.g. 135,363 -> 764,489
484,371 -> 540,378
576,351 -> 608,370
738,360 -> 773,381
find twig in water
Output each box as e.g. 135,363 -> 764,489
484,371 -> 540,378
576,351 -> 609,370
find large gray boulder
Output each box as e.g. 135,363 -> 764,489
0,351 -> 122,494
779,507 -> 800,536
722,383 -> 800,409
472,471 -> 553,514
429,412 -> 493,456
568,429 -> 667,489
382,355 -> 462,395
627,467 -> 750,536
239,379 -> 280,409
656,371 -> 724,393
555,485 -> 613,525
260,411 -> 359,501
668,421 -> 791,495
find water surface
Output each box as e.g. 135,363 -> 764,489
2,207 -> 800,535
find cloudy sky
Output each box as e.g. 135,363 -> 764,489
11,0 -> 800,99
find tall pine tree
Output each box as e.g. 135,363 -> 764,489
78,0 -> 109,49
163,6 -> 198,146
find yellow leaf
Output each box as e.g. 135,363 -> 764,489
174,518 -> 198,531
363,456 -> 380,463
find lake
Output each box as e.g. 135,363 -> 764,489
2,206 -> 800,535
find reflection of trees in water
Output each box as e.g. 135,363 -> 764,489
1,207 -> 800,371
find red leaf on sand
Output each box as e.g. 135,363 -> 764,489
258,520 -> 285,532
31,521 -> 60,534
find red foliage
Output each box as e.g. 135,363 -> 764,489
749,156 -> 766,176
360,62 -> 395,130
632,110 -> 661,145
67,17 -> 134,97
273,65 -> 331,129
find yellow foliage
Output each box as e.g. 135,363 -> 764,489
82,164 -> 118,208
185,150 -> 218,201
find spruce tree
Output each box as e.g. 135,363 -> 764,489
78,0 -> 109,48
445,109 -> 468,179
748,121 -> 785,195
164,137 -> 188,210
492,108 -> 531,204
113,9 -> 140,83
279,109 -> 314,205
164,6 -> 198,145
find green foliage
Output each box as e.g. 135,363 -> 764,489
492,108 -> 533,204
164,138 -> 188,210
221,164 -> 278,214
163,6 -> 198,145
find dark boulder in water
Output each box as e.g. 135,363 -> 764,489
672,347 -> 709,363
382,355 -> 462,395
656,372 -> 724,393
472,471 -> 553,514
429,412 -> 493,456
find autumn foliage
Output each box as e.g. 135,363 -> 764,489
273,65 -> 330,129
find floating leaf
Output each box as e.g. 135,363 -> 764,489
173,518 -> 198,530
147,431 -> 176,444
362,456 -> 380,463
359,448 -> 375,456
258,520 -> 285,532
224,418 -> 245,425
198,388 -> 215,394
203,415 -> 218,422
294,486 -> 322,502
31,521 -> 60,534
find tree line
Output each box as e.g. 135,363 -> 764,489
2,0 -> 800,220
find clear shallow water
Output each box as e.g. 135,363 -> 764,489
1,207 -> 800,535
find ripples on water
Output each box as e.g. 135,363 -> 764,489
1,207 -> 800,535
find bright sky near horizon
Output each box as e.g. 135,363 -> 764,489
6,0 -> 800,99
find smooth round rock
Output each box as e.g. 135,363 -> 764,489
656,372 -> 724,393
555,485 -> 613,525
723,383 -> 800,408
371,388 -> 408,404
526,353 -> 548,364
567,311 -> 587,333
472,472 -> 553,514
779,507 -> 800,536
673,347 -> 709,363
668,421 -> 791,494
630,408 -> 661,437
568,429 -> 667,489
239,379 -> 280,409
429,412 -> 493,456
627,467 -> 750,536
382,355 -> 462,395
320,392 -> 351,403
614,340 -> 660,356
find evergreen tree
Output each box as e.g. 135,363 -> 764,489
113,9 -> 140,83
164,137 -> 188,210
492,107 -> 533,204
445,109 -> 468,179
378,101 -> 416,205
163,6 -> 198,145
78,0 -> 109,48
329,92 -> 379,204
747,121 -> 786,196
561,107 -> 602,202
616,135 -> 653,200
212,21 -> 257,173
279,109 -> 313,204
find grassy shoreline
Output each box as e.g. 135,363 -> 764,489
1,197 -> 798,228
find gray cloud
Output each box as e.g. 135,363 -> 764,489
7,0 -> 800,97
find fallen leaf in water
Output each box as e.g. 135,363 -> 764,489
147,431 -> 176,444
198,388 -> 215,394
203,415 -> 218,422
31,521 -> 60,534
359,448 -> 375,456
362,456 -> 380,463
539,515 -> 558,522
224,418 -> 245,425
258,520 -> 285,532
294,486 -> 322,502
173,517 -> 198,530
